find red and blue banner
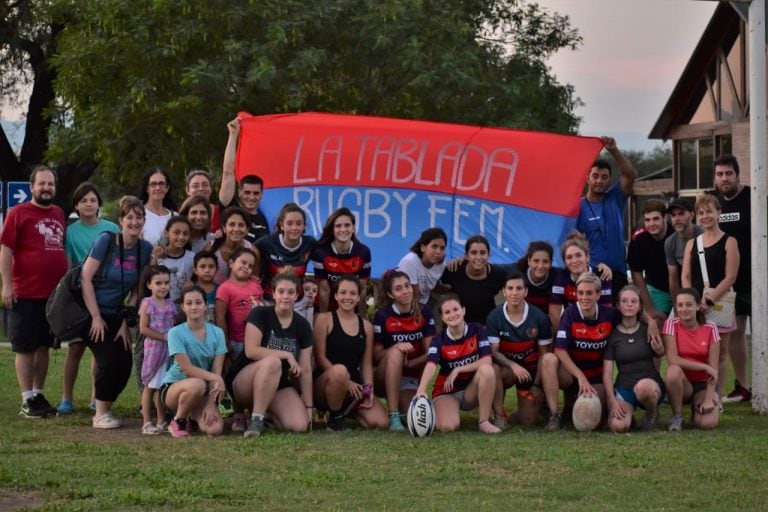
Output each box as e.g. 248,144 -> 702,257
236,112 -> 603,277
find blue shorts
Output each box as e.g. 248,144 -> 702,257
614,381 -> 665,409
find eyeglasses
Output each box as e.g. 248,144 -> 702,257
149,181 -> 168,189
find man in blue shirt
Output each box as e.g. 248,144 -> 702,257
576,137 -> 637,300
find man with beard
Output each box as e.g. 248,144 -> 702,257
577,137 -> 637,299
664,198 -> 702,299
0,165 -> 68,418
219,118 -> 270,242
712,154 -> 751,403
626,199 -> 673,327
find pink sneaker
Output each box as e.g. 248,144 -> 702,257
169,418 -> 190,438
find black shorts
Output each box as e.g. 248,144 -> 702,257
8,299 -> 55,353
735,291 -> 751,317
690,380 -> 708,396
225,359 -> 297,399
160,380 -> 212,411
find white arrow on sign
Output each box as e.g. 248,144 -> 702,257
13,189 -> 27,203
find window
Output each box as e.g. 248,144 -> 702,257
676,134 -> 731,192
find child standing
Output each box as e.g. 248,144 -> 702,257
188,250 -> 219,324
215,247 -> 263,431
139,265 -> 178,434
215,248 -> 264,359
154,217 -> 196,303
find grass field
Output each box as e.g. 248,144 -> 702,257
1,346 -> 767,511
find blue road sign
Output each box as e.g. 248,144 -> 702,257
7,181 -> 31,208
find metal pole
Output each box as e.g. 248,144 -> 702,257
748,0 -> 768,413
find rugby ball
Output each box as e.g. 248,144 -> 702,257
572,394 -> 603,432
407,396 -> 436,438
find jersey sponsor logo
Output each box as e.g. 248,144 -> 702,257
391,332 -> 423,342
447,354 -> 479,368
573,340 -> 607,350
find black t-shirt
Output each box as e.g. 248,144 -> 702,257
626,225 -> 673,292
229,306 -> 313,378
441,263 -> 506,324
716,187 -> 750,293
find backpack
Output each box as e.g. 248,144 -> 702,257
46,233 -> 117,342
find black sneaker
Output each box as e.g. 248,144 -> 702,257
34,394 -> 58,417
641,408 -> 659,431
326,413 -> 349,432
19,398 -> 46,418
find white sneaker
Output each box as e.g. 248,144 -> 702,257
142,421 -> 162,435
93,412 -> 121,429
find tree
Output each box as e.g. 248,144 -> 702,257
0,1 -> 95,196
17,0 -> 582,200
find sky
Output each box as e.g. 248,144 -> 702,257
1,0 -> 718,152
536,0 -> 717,150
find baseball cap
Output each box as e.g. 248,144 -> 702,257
667,198 -> 694,214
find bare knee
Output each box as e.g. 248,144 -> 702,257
664,364 -> 684,384
541,352 -> 558,371
435,418 -> 460,432
327,365 -> 350,385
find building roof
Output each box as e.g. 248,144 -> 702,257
649,3 -> 742,140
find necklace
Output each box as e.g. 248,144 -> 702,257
620,320 -> 639,343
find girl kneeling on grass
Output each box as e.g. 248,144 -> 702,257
313,275 -> 388,431
160,285 -> 227,437
663,288 -> 720,432
227,270 -> 313,437
415,294 -> 501,434
139,265 -> 178,435
602,285 -> 665,433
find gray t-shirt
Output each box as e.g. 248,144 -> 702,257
664,225 -> 703,268
604,323 -> 661,389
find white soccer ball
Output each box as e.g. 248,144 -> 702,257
572,394 -> 603,432
407,395 -> 436,438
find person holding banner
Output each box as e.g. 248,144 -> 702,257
255,203 -> 316,302
681,194 -> 738,399
576,136 -> 637,298
310,207 -> 372,315
397,227 -> 448,306
220,118 -> 270,242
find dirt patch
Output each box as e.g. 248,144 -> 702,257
0,491 -> 43,511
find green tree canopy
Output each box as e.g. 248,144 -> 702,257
20,0 -> 582,200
